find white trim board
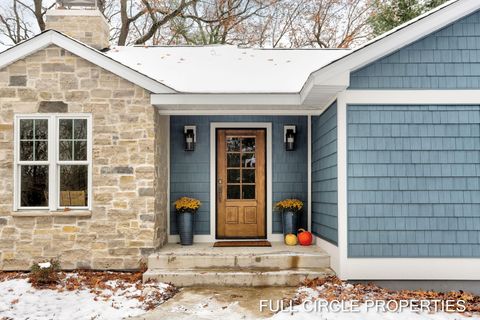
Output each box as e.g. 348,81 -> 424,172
151,93 -> 302,106
156,108 -> 322,116
345,90 -> 480,105
343,258 -> 480,280
0,30 -> 174,94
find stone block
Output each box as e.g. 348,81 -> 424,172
9,75 -> 27,86
38,101 -> 68,113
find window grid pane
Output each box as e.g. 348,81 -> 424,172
59,119 -> 88,161
19,119 -> 48,161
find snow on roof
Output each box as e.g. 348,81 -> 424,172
105,45 -> 350,93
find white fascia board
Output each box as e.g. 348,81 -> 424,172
151,93 -> 302,105
304,0 -> 480,90
0,31 -> 174,94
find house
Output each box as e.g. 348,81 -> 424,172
1,0 -> 480,285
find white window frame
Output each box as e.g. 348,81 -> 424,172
13,114 -> 92,211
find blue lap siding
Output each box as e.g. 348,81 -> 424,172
170,116 -> 308,236
347,105 -> 480,257
350,10 -> 480,89
311,102 -> 338,245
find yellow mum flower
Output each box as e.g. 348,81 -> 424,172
275,199 -> 303,213
175,197 -> 201,213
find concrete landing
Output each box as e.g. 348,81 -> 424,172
144,242 -> 333,287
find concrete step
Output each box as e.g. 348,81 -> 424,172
143,267 -> 334,287
147,244 -> 330,270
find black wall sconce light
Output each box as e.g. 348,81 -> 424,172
284,125 -> 296,151
184,125 -> 196,151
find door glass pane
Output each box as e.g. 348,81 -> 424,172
227,154 -> 240,167
242,138 -> 255,152
227,185 -> 240,199
242,185 -> 255,199
226,138 -> 240,152
242,153 -> 256,168
20,141 -> 33,161
20,165 -> 48,207
227,169 -> 240,183
242,169 -> 255,183
60,165 -> 88,207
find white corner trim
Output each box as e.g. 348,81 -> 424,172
0,31 -> 174,94
336,91 -> 348,280
151,93 -> 302,106
345,90 -> 480,105
307,115 -> 312,232
343,258 -> 480,280
307,0 -> 480,87
315,236 -> 340,274
210,122 -> 275,241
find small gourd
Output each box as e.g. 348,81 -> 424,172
285,233 -> 297,246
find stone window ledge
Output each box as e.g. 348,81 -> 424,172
11,210 -> 92,217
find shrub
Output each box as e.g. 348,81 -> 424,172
29,259 -> 61,287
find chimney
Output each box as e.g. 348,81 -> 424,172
45,0 -> 109,50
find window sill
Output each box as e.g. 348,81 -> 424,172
11,210 -> 92,217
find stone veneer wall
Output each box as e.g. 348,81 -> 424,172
0,45 -> 166,270
45,10 -> 110,50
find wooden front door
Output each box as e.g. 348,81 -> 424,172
216,129 -> 266,239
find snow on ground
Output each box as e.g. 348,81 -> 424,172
0,274 -> 173,320
269,280 -> 480,320
270,302 -> 478,320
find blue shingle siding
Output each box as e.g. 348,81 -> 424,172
170,116 -> 308,235
348,105 -> 480,257
350,10 -> 480,89
311,102 -> 338,245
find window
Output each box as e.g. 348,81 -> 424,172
14,115 -> 91,211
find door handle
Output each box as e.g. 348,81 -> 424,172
217,179 -> 222,201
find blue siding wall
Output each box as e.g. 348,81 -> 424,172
311,102 -> 338,245
170,116 -> 308,235
350,10 -> 480,89
348,105 -> 480,257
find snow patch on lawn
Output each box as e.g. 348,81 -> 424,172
269,283 -> 480,320
0,276 -> 172,320
270,302 -> 477,320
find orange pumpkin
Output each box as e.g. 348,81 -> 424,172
297,228 -> 312,246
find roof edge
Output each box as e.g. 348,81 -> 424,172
0,30 -> 176,94
302,0 -> 479,93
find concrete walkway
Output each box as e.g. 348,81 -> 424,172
130,286 -> 296,320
